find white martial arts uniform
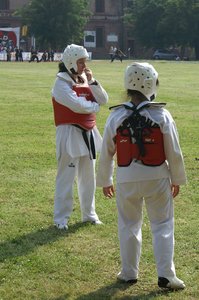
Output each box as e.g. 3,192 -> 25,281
96,101 -> 186,280
52,72 -> 108,227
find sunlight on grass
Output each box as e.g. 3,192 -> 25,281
0,60 -> 199,300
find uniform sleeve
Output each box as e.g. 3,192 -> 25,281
89,80 -> 108,105
96,119 -> 116,187
52,78 -> 100,114
162,114 -> 187,185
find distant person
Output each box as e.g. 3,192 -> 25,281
29,49 -> 39,62
47,50 -> 51,61
50,49 -> 54,61
40,51 -> 47,62
51,44 -> 108,230
127,47 -> 131,59
6,48 -> 11,61
111,48 -> 126,62
15,47 -> 19,61
18,48 -> 23,62
97,62 -> 186,290
109,46 -> 114,61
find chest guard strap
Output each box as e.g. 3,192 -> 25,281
114,103 -> 166,167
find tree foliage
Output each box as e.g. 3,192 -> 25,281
124,0 -> 199,59
17,0 -> 90,50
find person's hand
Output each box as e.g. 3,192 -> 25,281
103,185 -> 115,198
84,68 -> 93,81
171,184 -> 180,198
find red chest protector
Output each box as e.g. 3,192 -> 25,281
52,85 -> 96,130
113,103 -> 166,167
116,127 -> 165,166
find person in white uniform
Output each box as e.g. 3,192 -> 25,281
96,62 -> 186,289
52,44 -> 108,230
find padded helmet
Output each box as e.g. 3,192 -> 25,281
62,44 -> 89,74
124,62 -> 158,101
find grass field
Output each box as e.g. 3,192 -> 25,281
0,60 -> 198,300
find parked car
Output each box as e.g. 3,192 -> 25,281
152,49 -> 178,60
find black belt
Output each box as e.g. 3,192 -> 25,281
73,125 -> 96,160
82,130 -> 96,160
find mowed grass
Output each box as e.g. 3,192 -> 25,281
0,60 -> 198,300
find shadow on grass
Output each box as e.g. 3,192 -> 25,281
74,281 -> 173,300
0,222 -> 89,262
49,281 -> 182,300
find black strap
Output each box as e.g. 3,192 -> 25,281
117,104 -> 159,157
109,102 -> 149,112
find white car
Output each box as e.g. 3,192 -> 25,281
153,49 -> 178,60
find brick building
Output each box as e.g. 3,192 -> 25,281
85,0 -> 135,58
0,0 -> 135,58
0,0 -> 28,26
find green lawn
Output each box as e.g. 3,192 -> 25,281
0,60 -> 198,300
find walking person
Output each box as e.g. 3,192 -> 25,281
111,48 -> 126,62
97,62 -> 186,289
52,44 -> 108,230
109,46 -> 114,61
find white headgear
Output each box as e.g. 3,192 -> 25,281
124,62 -> 158,101
62,44 -> 89,74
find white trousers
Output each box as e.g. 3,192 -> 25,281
54,151 -> 99,226
116,178 -> 176,280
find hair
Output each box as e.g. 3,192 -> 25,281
58,61 -> 67,72
127,90 -> 147,101
57,61 -> 85,84
127,79 -> 159,102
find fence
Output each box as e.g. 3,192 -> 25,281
0,51 -> 92,61
0,52 -> 62,61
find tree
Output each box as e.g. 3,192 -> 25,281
124,0 -> 199,59
124,0 -> 166,48
158,0 -> 199,59
17,0 -> 90,50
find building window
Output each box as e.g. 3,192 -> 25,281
95,0 -> 105,13
96,27 -> 104,47
84,31 -> 96,48
0,0 -> 9,10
